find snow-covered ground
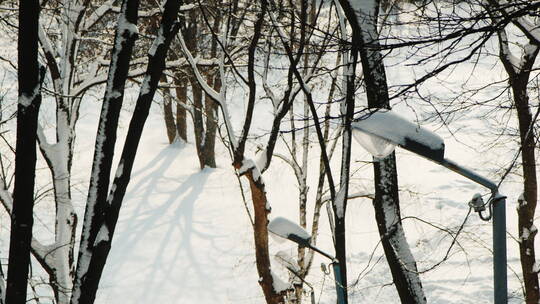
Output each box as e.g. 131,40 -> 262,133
0,78 -> 529,303
69,97 -> 523,304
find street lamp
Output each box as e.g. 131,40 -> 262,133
267,217 -> 346,304
351,109 -> 507,304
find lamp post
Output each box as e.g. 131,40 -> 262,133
267,217 -> 347,304
351,109 -> 507,304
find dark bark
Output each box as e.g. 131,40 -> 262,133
71,0 -> 140,303
496,25 -> 539,303
161,75 -> 177,144
372,155 -> 425,303
202,74 -> 219,168
163,94 -> 176,143
512,77 -> 538,304
183,9 -> 218,169
0,263 -> 4,304
245,171 -> 285,304
174,77 -> 188,142
72,0 -> 183,303
199,10 -> 222,169
190,77 -> 206,167
5,0 -> 41,302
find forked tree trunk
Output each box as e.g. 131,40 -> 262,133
71,0 -> 141,302
190,71 -> 218,169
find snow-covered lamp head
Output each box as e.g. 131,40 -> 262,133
351,109 -> 445,162
268,217 -> 311,247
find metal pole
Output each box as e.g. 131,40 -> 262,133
439,159 -> 498,192
493,195 -> 507,304
437,159 -> 508,303
332,261 -> 346,304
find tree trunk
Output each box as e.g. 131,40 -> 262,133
50,138 -> 77,304
71,0 -> 140,303
337,0 -> 426,302
174,76 -> 187,142
513,79 -> 538,304
245,171 -> 285,304
161,75 -> 177,143
0,263 -> 4,304
5,0 -> 41,302
202,73 -> 219,168
373,156 -> 425,303
496,24 -> 539,303
190,77 -> 206,168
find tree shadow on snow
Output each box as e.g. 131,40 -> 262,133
101,145 -> 224,302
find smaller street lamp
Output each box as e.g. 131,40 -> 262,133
268,217 -> 346,304
351,109 -> 507,304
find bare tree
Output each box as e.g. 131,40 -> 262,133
159,0 -> 223,170
176,0 -> 334,300
261,1 -> 346,302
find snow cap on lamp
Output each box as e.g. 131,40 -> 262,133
268,217 -> 311,247
351,109 -> 445,161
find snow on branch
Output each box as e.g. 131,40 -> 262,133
271,270 -> 291,293
109,3 -> 197,17
177,30 -> 239,151
82,0 -> 117,32
37,25 -> 60,61
497,29 -> 523,74
238,159 -> 264,185
177,33 -> 221,103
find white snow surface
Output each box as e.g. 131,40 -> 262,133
271,270 -> 291,293
0,95 -> 528,304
